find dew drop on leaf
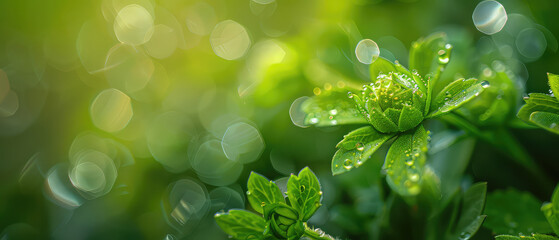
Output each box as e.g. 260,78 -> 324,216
343,159 -> 353,170
355,143 -> 364,151
481,81 -> 490,88
459,232 -> 471,240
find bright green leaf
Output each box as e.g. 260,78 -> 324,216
287,167 -> 322,221
332,126 -> 395,175
409,32 -> 448,77
549,73 -> 559,101
301,89 -> 368,127
247,172 -> 285,214
398,105 -> 424,131
215,209 -> 266,240
428,78 -> 487,118
484,189 -> 552,235
384,125 -> 429,196
529,111 -> 559,134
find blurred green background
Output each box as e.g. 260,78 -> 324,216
1,0 -> 559,239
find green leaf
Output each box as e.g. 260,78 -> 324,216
247,172 -> 285,214
384,125 -> 429,196
287,167 -> 322,221
398,105 -> 424,131
529,111 -> 559,134
518,93 -> 559,125
301,89 -> 368,127
455,215 -> 486,240
409,32 -> 448,77
549,73 -> 559,101
484,189 -> 552,235
332,126 -> 395,175
370,57 -> 398,81
215,209 -> 267,240
455,183 -> 487,237
542,184 -> 559,235
369,108 -> 399,133
428,78 -> 487,118
496,234 -> 559,240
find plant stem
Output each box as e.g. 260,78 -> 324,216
303,227 -> 335,240
439,113 -> 553,192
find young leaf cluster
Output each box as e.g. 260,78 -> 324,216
214,167 -> 334,240
300,33 -> 488,196
517,73 -> 559,134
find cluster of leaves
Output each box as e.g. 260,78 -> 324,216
214,167 -> 334,240
483,184 -> 559,240
301,33 -> 488,196
518,73 -> 559,135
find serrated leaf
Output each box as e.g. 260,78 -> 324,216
484,189 -> 552,235
215,209 -> 266,240
247,172 -> 285,214
496,234 -> 559,240
301,89 -> 368,127
384,125 -> 429,196
332,126 -> 395,175
428,78 -> 487,118
456,183 -> 487,235
542,184 -> 559,235
529,111 -> 559,134
287,167 -> 322,221
409,32 -> 448,78
549,73 -> 559,101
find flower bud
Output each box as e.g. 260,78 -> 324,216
263,203 -> 304,239
350,72 -> 426,133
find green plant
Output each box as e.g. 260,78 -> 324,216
300,33 -> 488,196
517,73 -> 559,135
214,167 -> 335,240
489,184 -> 559,240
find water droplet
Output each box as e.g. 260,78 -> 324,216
356,143 -> 365,151
405,158 -> 414,166
330,120 -> 338,125
472,0 -> 508,35
318,191 -> 323,196
309,118 -> 319,124
459,232 -> 471,240
355,39 -> 380,64
343,159 -> 353,170
481,81 -> 490,88
329,109 -> 338,115
438,49 -> 450,64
